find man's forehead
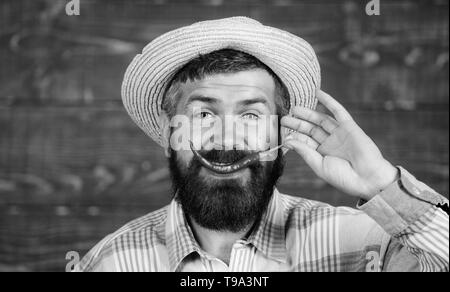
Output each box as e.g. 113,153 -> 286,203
179,69 -> 276,98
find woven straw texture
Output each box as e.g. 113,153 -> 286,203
121,16 -> 321,146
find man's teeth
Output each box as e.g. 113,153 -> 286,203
212,162 -> 230,166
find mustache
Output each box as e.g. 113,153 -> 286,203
197,149 -> 256,165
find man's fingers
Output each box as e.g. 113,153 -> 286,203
285,138 -> 323,175
286,132 -> 320,150
316,90 -> 353,122
281,116 -> 329,143
290,107 -> 338,133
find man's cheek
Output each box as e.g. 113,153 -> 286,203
174,150 -> 194,170
169,115 -> 192,151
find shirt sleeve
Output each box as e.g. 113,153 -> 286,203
73,234 -> 117,272
357,166 -> 449,272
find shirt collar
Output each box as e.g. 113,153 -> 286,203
165,188 -> 288,271
165,197 -> 201,272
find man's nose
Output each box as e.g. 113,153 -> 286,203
212,115 -> 243,150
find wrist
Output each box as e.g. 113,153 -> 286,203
364,162 -> 399,201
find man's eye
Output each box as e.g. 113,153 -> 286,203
242,113 -> 260,120
198,111 -> 213,119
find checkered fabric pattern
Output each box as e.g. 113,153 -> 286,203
76,167 -> 448,272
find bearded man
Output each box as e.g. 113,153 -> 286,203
77,17 -> 448,272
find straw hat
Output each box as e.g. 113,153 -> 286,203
121,16 -> 321,147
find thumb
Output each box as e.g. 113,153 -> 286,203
285,139 -> 324,175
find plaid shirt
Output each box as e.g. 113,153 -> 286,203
76,167 -> 449,272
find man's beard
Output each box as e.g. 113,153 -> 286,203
168,147 -> 285,233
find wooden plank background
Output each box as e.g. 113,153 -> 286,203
0,0 -> 448,271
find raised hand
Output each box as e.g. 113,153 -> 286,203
281,90 -> 398,201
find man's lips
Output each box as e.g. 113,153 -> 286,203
201,166 -> 249,179
190,141 -> 284,174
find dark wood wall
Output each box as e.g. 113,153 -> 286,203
0,0 -> 448,271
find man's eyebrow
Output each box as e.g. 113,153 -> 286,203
185,95 -> 220,108
237,97 -> 268,107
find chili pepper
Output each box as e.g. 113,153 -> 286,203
189,141 -> 284,174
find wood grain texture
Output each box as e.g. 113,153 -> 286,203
0,0 -> 448,271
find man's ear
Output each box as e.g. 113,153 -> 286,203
160,111 -> 171,158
